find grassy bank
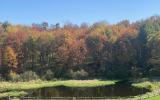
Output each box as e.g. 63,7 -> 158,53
0,91 -> 27,98
1,79 -> 160,99
0,80 -> 117,98
131,78 -> 160,100
146,95 -> 160,100
132,79 -> 160,91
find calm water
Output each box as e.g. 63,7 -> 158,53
26,81 -> 150,98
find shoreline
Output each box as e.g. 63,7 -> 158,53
0,80 -> 117,98
0,79 -> 160,100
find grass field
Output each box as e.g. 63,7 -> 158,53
146,95 -> 160,100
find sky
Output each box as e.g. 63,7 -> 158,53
0,0 -> 160,25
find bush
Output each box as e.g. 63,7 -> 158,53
20,71 -> 39,81
43,69 -> 54,80
8,71 -> 20,82
69,69 -> 88,79
149,69 -> 160,76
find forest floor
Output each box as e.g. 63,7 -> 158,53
0,80 -> 116,98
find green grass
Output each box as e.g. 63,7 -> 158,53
146,96 -> 160,100
132,80 -> 160,91
131,78 -> 160,100
0,80 -> 117,98
0,91 -> 27,98
58,80 -> 117,87
0,80 -> 117,92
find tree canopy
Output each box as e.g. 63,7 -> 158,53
0,16 -> 160,81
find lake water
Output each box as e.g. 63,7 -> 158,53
26,81 -> 150,98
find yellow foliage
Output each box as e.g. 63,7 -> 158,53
4,46 -> 18,69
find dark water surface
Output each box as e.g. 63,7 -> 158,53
26,81 -> 150,98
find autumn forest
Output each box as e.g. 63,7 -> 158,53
0,16 -> 160,81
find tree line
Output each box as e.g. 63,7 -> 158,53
0,16 -> 160,81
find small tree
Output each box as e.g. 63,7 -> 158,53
3,46 -> 18,72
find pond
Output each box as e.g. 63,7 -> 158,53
26,81 -> 150,98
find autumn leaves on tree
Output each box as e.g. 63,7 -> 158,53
0,16 -> 160,81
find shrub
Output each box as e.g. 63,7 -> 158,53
69,69 -> 88,79
8,71 -> 20,82
149,69 -> 160,76
20,71 -> 39,81
43,69 -> 54,80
